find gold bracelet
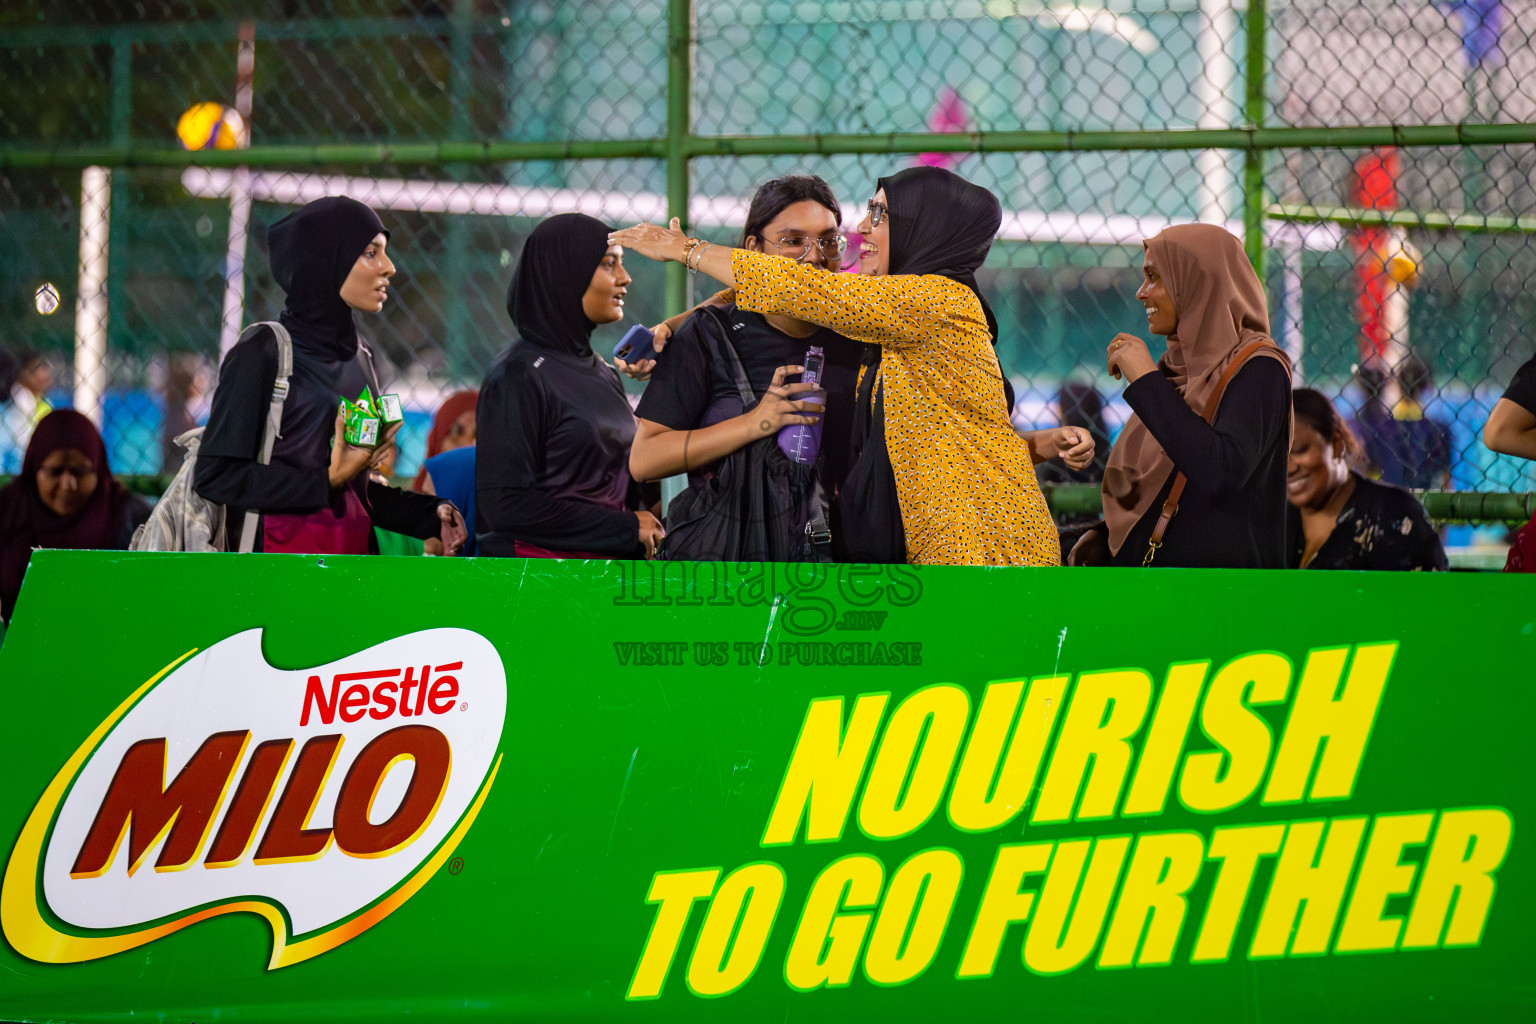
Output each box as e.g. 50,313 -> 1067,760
680,236 -> 703,266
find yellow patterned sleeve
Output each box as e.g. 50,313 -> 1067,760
730,249 -> 989,350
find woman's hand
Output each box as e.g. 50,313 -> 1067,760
636,510 -> 666,558
616,321 -> 670,380
366,421 -> 403,472
1067,526 -> 1111,566
328,414 -> 375,488
436,502 -> 467,556
1033,427 -> 1096,470
609,217 -> 689,264
1107,333 -> 1157,384
745,365 -> 823,438
651,320 -> 673,352
615,354 -> 657,380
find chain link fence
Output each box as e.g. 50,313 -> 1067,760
3,1 -> 1534,550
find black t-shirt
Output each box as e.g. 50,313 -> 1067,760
635,306 -> 862,493
476,339 -> 643,557
1503,355 -> 1536,414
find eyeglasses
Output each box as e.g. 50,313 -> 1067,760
866,199 -> 888,227
765,233 -> 848,262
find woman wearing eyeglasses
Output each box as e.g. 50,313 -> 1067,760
614,166 -> 1091,566
628,175 -> 862,559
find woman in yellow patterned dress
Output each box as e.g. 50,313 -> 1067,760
612,167 -> 1092,566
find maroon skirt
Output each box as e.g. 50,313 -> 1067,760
512,540 -> 608,560
262,487 -> 372,555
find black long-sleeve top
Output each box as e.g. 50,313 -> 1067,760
194,326 -> 445,548
475,340 -> 644,557
1111,358 -> 1291,568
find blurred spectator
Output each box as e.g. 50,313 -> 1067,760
411,389 -> 478,492
1287,388 -> 1446,571
1347,362 -> 1390,474
159,354 -> 205,475
1354,352 -> 1452,489
2,349 -> 55,470
1483,353 -> 1536,572
0,410 -> 150,622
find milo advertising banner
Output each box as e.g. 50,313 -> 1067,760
0,551 -> 1530,1022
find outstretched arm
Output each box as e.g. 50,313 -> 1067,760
609,220 -> 988,349
610,218 -> 737,286
1484,398 -> 1536,461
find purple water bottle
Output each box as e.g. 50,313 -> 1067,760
778,345 -> 826,465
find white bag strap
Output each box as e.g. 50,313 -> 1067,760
238,321 -> 294,554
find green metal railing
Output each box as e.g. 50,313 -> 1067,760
10,121 -> 1536,169
2,476 -> 1522,528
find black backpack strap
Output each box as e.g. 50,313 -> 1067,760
697,307 -> 757,411
703,308 -> 835,564
805,480 -> 832,559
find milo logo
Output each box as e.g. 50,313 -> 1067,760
2,628 -> 506,969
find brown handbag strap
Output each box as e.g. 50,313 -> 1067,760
1144,340 -> 1280,565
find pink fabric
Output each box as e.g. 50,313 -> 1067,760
262,487 -> 372,554
1504,515 -> 1536,573
512,540 -> 606,560
917,87 -> 969,170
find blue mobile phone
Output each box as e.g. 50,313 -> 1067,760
613,324 -> 657,364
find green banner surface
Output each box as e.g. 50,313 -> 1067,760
0,551 -> 1531,1023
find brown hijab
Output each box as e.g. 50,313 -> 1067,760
1102,224 -> 1292,554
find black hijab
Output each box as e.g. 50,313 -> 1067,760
506,213 -> 613,358
877,166 -> 1002,343
268,196 -> 387,360
239,196 -> 388,476
840,169 -> 1009,562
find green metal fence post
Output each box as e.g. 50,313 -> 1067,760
657,0 -> 696,509
1244,0 -> 1267,275
665,0 -> 693,315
